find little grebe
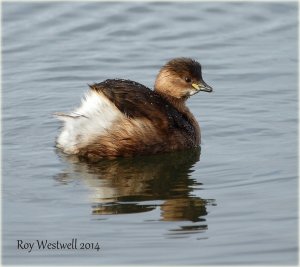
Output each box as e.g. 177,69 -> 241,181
56,58 -> 213,161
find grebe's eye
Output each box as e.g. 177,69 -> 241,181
185,77 -> 191,83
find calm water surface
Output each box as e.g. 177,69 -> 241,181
2,2 -> 298,265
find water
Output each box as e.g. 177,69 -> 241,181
2,2 -> 298,265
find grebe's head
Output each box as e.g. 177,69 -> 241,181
154,58 -> 213,100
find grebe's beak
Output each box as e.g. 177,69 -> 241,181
192,81 -> 213,93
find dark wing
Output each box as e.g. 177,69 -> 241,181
90,79 -> 194,135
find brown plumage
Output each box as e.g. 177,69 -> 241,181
56,58 -> 213,161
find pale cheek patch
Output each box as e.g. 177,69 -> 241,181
56,90 -> 123,154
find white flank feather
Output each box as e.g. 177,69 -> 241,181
56,90 -> 122,154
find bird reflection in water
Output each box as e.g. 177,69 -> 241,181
55,147 -> 216,224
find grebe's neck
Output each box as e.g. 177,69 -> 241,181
155,91 -> 188,114
154,89 -> 201,145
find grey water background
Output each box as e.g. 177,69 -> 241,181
2,1 -> 298,265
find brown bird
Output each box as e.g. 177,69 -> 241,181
55,58 -> 213,161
